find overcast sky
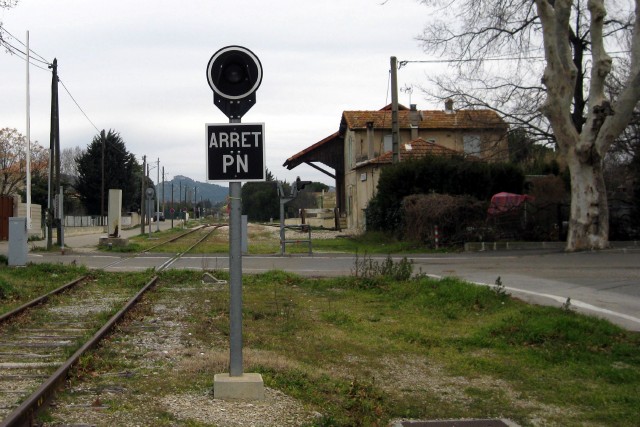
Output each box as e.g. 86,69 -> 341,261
1,0 -> 437,187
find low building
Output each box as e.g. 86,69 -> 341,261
284,101 -> 509,231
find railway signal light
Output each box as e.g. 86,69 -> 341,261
295,177 -> 312,191
206,46 -> 263,120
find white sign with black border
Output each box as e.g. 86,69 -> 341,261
205,122 -> 266,182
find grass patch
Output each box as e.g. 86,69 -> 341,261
229,271 -> 640,425
124,226 -> 444,255
0,263 -> 88,314
46,267 -> 640,426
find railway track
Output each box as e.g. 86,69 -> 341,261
0,225 -> 226,425
102,224 -> 226,272
0,274 -> 157,427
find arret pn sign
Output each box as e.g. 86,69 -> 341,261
205,122 -> 266,182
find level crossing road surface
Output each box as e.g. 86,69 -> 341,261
3,227 -> 639,332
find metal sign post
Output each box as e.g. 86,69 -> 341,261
146,188 -> 154,239
207,45 -> 265,400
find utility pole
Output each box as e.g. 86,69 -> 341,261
53,64 -> 62,247
156,158 -> 160,232
194,186 -> 197,219
390,56 -> 400,164
47,58 -> 59,250
140,155 -> 146,234
171,181 -> 174,228
162,166 -> 165,212
26,31 -> 31,231
101,130 -> 106,228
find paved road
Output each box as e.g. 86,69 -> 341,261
2,226 -> 639,331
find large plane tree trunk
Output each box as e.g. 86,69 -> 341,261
565,148 -> 609,250
536,0 -> 640,251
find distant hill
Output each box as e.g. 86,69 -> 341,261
156,175 -> 228,204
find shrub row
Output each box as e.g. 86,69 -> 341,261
366,156 -> 524,235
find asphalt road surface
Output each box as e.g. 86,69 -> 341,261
4,228 -> 639,332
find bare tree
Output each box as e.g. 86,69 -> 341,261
417,0 -> 640,250
60,146 -> 84,178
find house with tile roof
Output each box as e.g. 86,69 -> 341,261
284,101 -> 509,231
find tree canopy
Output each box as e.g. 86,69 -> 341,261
416,0 -> 640,250
241,169 -> 278,222
75,130 -> 141,215
0,127 -> 48,198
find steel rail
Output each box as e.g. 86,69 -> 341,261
156,225 -> 222,272
141,224 -> 207,253
100,225 -> 208,270
0,276 -> 159,427
0,276 -> 86,324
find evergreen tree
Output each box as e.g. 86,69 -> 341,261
75,130 -> 141,215
241,169 -> 278,222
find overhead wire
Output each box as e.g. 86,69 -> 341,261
0,26 -> 50,65
1,27 -> 103,137
2,26 -> 149,170
58,79 -> 100,134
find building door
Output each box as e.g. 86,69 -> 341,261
0,196 -> 14,240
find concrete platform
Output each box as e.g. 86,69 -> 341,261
98,236 -> 129,248
213,373 -> 264,401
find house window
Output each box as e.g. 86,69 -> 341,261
384,134 -> 392,152
463,134 -> 481,156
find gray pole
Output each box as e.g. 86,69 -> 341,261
229,117 -> 243,377
171,181 -> 174,228
156,158 -> 160,232
391,56 -> 400,164
140,155 -> 146,235
101,130 -> 105,227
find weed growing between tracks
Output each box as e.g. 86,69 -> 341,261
0,263 -> 88,314
38,267 -> 640,426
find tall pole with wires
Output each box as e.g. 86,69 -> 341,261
47,58 -> 59,250
101,130 -> 105,227
391,56 -> 400,164
140,155 -> 146,234
25,31 -> 32,231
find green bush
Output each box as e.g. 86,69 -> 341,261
366,156 -> 524,234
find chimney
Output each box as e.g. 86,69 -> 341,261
410,104 -> 420,140
366,121 -> 375,159
445,99 -> 454,113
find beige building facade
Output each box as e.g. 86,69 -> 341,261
284,102 -> 509,231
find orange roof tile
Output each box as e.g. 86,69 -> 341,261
341,108 -> 506,131
356,138 -> 461,168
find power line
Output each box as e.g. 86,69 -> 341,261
1,29 -> 103,136
0,26 -> 50,65
399,50 -> 632,68
58,79 -> 100,133
399,56 -> 546,67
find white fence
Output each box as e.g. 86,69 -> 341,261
63,216 -> 106,227
63,213 -> 140,228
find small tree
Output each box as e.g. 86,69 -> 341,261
0,127 -> 48,198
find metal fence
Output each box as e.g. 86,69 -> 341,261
63,216 -> 107,227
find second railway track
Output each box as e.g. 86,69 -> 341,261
102,224 -> 226,272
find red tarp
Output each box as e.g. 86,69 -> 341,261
488,192 -> 534,216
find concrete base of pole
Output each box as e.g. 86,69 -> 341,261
213,373 -> 264,401
98,237 -> 129,248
